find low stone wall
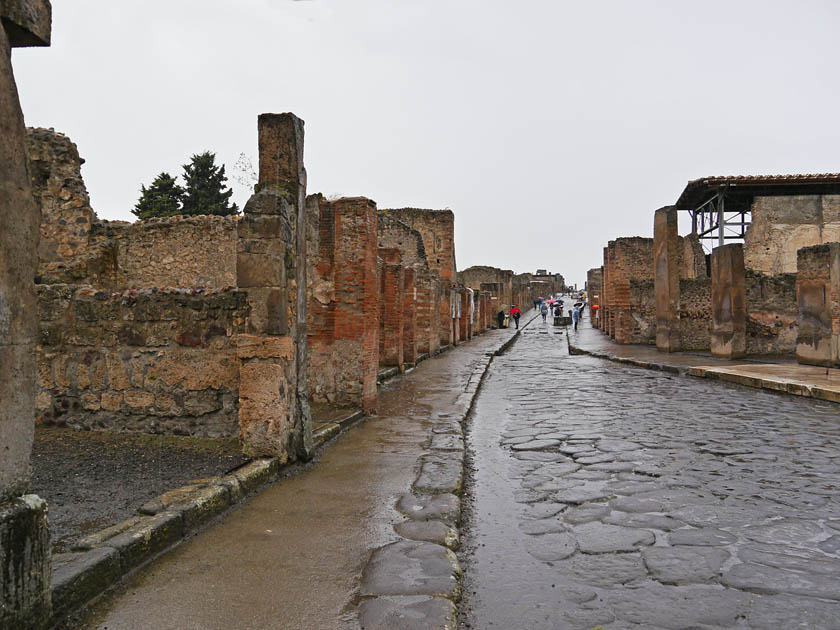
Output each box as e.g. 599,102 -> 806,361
745,270 -> 798,356
37,286 -> 247,437
679,278 -> 711,350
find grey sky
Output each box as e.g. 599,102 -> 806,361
13,0 -> 840,286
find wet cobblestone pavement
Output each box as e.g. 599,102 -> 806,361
459,319 -> 840,629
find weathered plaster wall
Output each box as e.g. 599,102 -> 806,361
745,270 -> 798,356
628,279 -> 656,344
37,286 -> 246,437
745,195 -> 840,274
378,213 -> 428,270
796,243 -> 840,366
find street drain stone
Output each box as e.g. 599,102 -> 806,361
360,541 -> 461,599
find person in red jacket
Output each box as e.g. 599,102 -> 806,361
509,305 -> 522,329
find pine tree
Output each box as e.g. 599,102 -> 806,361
132,172 -> 184,219
180,151 -> 239,216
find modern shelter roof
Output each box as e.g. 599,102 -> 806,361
675,173 -> 840,210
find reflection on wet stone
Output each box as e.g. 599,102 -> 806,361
459,322 -> 840,629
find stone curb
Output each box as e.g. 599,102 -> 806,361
358,321 -> 532,629
569,342 -> 840,403
50,456 -> 282,625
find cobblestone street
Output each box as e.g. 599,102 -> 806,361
460,318 -> 840,629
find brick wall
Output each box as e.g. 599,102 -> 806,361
379,248 -> 404,368
745,270 -> 798,356
37,286 -> 247,437
609,237 -> 654,344
796,243 -> 840,366
416,269 -> 440,356
679,277 -> 712,351
403,267 -> 417,365
307,196 -> 379,412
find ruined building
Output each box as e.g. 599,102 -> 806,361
594,173 -> 840,367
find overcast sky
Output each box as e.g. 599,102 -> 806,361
13,1 -> 840,286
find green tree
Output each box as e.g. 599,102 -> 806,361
181,151 -> 239,216
132,172 -> 184,219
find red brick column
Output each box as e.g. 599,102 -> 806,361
403,267 -> 417,366
379,248 -> 404,368
332,198 -> 379,413
606,242 -> 617,338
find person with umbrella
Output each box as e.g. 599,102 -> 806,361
510,304 -> 522,329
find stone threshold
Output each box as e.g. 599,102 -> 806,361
569,343 -> 840,404
358,315 -> 538,627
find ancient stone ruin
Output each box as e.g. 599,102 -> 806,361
591,175 -> 840,367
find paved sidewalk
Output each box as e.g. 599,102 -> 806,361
69,324 -> 524,630
568,316 -> 840,404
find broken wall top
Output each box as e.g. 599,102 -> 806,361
1,0 -> 51,46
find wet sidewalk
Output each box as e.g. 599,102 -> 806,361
568,316 -> 840,404
69,325 -> 521,630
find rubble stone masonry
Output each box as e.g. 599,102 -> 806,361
37,286 -> 247,436
379,248 -> 404,368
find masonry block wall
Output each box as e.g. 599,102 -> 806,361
745,195 -> 840,275
459,289 -> 470,341
306,195 -> 379,412
628,280 -> 656,344
796,243 -> 840,366
379,248 -> 404,368
710,244 -> 746,358
745,270 -> 798,355
384,208 -> 456,347
37,286 -> 247,436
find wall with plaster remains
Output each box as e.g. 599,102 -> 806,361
678,278 -> 712,350
745,270 -> 798,356
745,195 -> 840,274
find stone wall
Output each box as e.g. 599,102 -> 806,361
796,243 -> 840,366
628,279 -> 656,344
27,127 -> 94,270
383,208 -> 455,346
37,286 -> 247,436
745,270 -> 798,356
103,216 -> 238,289
378,213 -> 428,270
710,244 -> 746,358
609,237 -> 654,344
678,277 -> 712,351
416,269 -> 441,356
745,195 -> 840,274
679,234 -> 707,279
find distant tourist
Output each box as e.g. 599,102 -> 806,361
540,302 -> 549,322
510,305 -> 522,329
573,306 -> 580,331
497,309 -> 505,329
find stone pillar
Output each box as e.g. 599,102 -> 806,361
402,267 -> 417,366
796,243 -> 840,366
655,206 -> 681,352
607,242 -> 617,338
237,113 -> 312,461
378,248 -> 404,368
711,244 -> 746,358
600,248 -> 608,331
0,4 -> 53,627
